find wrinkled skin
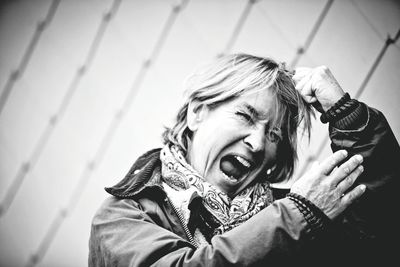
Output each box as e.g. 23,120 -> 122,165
187,89 -> 279,197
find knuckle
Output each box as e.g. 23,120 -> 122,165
358,165 -> 364,174
329,158 -> 339,167
335,190 -> 343,200
350,166 -> 363,181
347,175 -> 356,186
352,157 -> 361,165
343,166 -> 351,175
321,179 -> 330,188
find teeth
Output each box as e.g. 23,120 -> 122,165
222,171 -> 237,182
234,155 -> 251,168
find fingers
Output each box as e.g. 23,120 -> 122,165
340,184 -> 366,205
332,154 -> 363,185
295,81 -> 312,101
292,68 -> 311,90
293,67 -> 318,104
319,150 -> 348,175
298,79 -> 317,103
336,165 -> 363,193
293,67 -> 311,80
292,67 -> 311,86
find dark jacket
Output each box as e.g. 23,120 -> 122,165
89,104 -> 399,266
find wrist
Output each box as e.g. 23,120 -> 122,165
320,93 -> 355,124
286,192 -> 331,236
321,92 -> 345,112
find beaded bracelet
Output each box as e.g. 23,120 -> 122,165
320,93 -> 359,124
287,192 -> 330,233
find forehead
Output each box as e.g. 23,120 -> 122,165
232,89 -> 276,118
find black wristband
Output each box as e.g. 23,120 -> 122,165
287,192 -> 331,235
320,93 -> 359,124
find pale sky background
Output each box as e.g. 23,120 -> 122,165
0,0 -> 399,266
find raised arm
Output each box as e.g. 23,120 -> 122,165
293,66 -> 400,264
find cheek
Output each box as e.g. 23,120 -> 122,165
194,125 -> 230,167
204,118 -> 243,144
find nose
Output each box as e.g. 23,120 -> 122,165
243,125 -> 266,152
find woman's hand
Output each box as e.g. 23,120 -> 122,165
293,66 -> 345,113
290,150 -> 366,219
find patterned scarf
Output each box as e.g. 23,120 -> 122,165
160,144 -> 274,241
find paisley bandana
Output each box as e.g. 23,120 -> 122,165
160,144 -> 274,238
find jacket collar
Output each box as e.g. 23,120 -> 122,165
105,147 -> 290,201
105,148 -> 164,199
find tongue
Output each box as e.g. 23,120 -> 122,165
220,157 -> 242,179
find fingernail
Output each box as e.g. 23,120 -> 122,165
359,165 -> 364,172
360,184 -> 366,192
342,150 -> 348,157
355,154 -> 363,163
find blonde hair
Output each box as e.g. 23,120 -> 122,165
162,53 -> 313,182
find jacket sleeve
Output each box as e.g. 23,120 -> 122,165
328,103 -> 400,257
89,196 -> 316,267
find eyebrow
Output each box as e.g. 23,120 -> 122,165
240,103 -> 283,135
242,103 -> 269,121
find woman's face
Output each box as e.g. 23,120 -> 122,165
187,89 -> 281,196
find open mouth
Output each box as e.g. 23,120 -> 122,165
219,154 -> 254,182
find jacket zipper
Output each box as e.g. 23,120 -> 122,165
165,197 -> 198,248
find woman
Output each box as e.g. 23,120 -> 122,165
89,54 -> 399,266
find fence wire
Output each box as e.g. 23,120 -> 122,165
0,0 -> 122,217
289,0 -> 334,68
221,0 -> 259,55
0,0 -> 60,116
25,0 -> 190,265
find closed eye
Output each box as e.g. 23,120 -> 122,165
235,111 -> 254,124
